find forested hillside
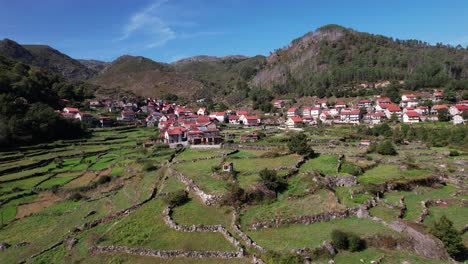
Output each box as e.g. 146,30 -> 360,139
251,25 -> 468,98
0,39 -> 96,80
0,56 -> 93,146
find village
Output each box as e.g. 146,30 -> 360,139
57,90 -> 468,148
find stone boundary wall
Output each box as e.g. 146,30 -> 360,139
231,210 -> 265,252
190,144 -> 222,149
251,254 -> 266,264
172,150 -> 238,165
248,199 -> 376,230
162,206 -> 244,257
166,168 -> 222,206
89,245 -> 243,259
222,143 -> 281,151
325,175 -> 357,187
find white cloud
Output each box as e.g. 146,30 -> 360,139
118,0 -> 224,50
119,0 -> 175,48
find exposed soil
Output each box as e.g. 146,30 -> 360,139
16,192 -> 62,218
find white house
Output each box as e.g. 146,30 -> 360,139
452,115 -> 465,125
209,112 -> 226,122
402,111 -> 420,123
302,107 -> 311,118
286,116 -> 303,128
310,107 -> 321,119
228,115 -> 240,125
197,107 -> 208,116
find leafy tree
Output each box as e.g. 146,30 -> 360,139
437,108 -> 450,122
376,140 -> 398,155
287,133 -> 313,156
430,215 -> 467,261
258,168 -> 286,193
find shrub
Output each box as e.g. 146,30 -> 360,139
331,230 -> 349,250
68,192 -> 84,201
376,140 -> 398,155
221,183 -> 246,207
348,233 -> 366,252
259,168 -> 287,193
430,215 -> 467,261
331,230 -> 366,252
142,162 -> 158,172
287,133 -> 314,156
96,175 -> 111,185
211,165 -> 221,173
163,190 -> 189,207
449,150 -> 459,156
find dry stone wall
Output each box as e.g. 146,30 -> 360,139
166,168 -> 222,205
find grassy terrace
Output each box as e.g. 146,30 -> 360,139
299,154 -> 361,176
99,199 -> 235,252
246,217 -> 397,251
172,158 -> 228,193
240,189 -> 344,227
358,164 -> 431,184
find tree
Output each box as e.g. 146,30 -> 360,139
376,140 -> 398,155
258,168 -> 286,193
437,108 -> 450,122
287,133 -> 313,156
430,215 -> 467,261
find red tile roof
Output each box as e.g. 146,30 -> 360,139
289,116 -> 303,123
405,111 -> 420,118
387,104 -> 401,112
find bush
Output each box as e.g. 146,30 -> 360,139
376,140 -> 398,155
211,165 -> 221,173
96,175 -> 111,185
348,234 -> 366,252
142,162 -> 158,172
68,192 -> 84,201
430,215 -> 467,261
449,150 -> 460,156
331,230 -> 366,252
331,230 -> 349,250
287,133 -> 314,156
163,190 -> 189,207
259,168 -> 286,193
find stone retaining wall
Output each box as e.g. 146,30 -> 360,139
248,199 -> 376,230
90,245 -> 243,259
167,168 -> 222,206
162,206 -> 244,257
231,210 -> 265,252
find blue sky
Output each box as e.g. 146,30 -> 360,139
1,0 -> 467,62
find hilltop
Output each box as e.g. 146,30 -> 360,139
91,55 -> 204,99
251,24 -> 468,97
0,39 -> 96,80
1,24 -> 467,102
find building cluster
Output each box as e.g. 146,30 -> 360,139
277,91 -> 467,128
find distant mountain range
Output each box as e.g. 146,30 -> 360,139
1,24 -> 467,100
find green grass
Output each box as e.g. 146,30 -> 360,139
37,175 -> 76,189
174,149 -> 224,161
358,164 -> 431,184
369,204 -> 401,222
241,189 -> 344,227
334,186 -> 372,207
299,155 -> 347,176
383,185 -> 459,222
331,247 -> 447,264
171,195 -> 232,227
109,166 -> 124,176
246,217 -> 397,251
423,204 -> 468,231
173,158 -> 228,193
99,199 -> 236,251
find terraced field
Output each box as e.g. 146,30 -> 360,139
0,126 -> 466,263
